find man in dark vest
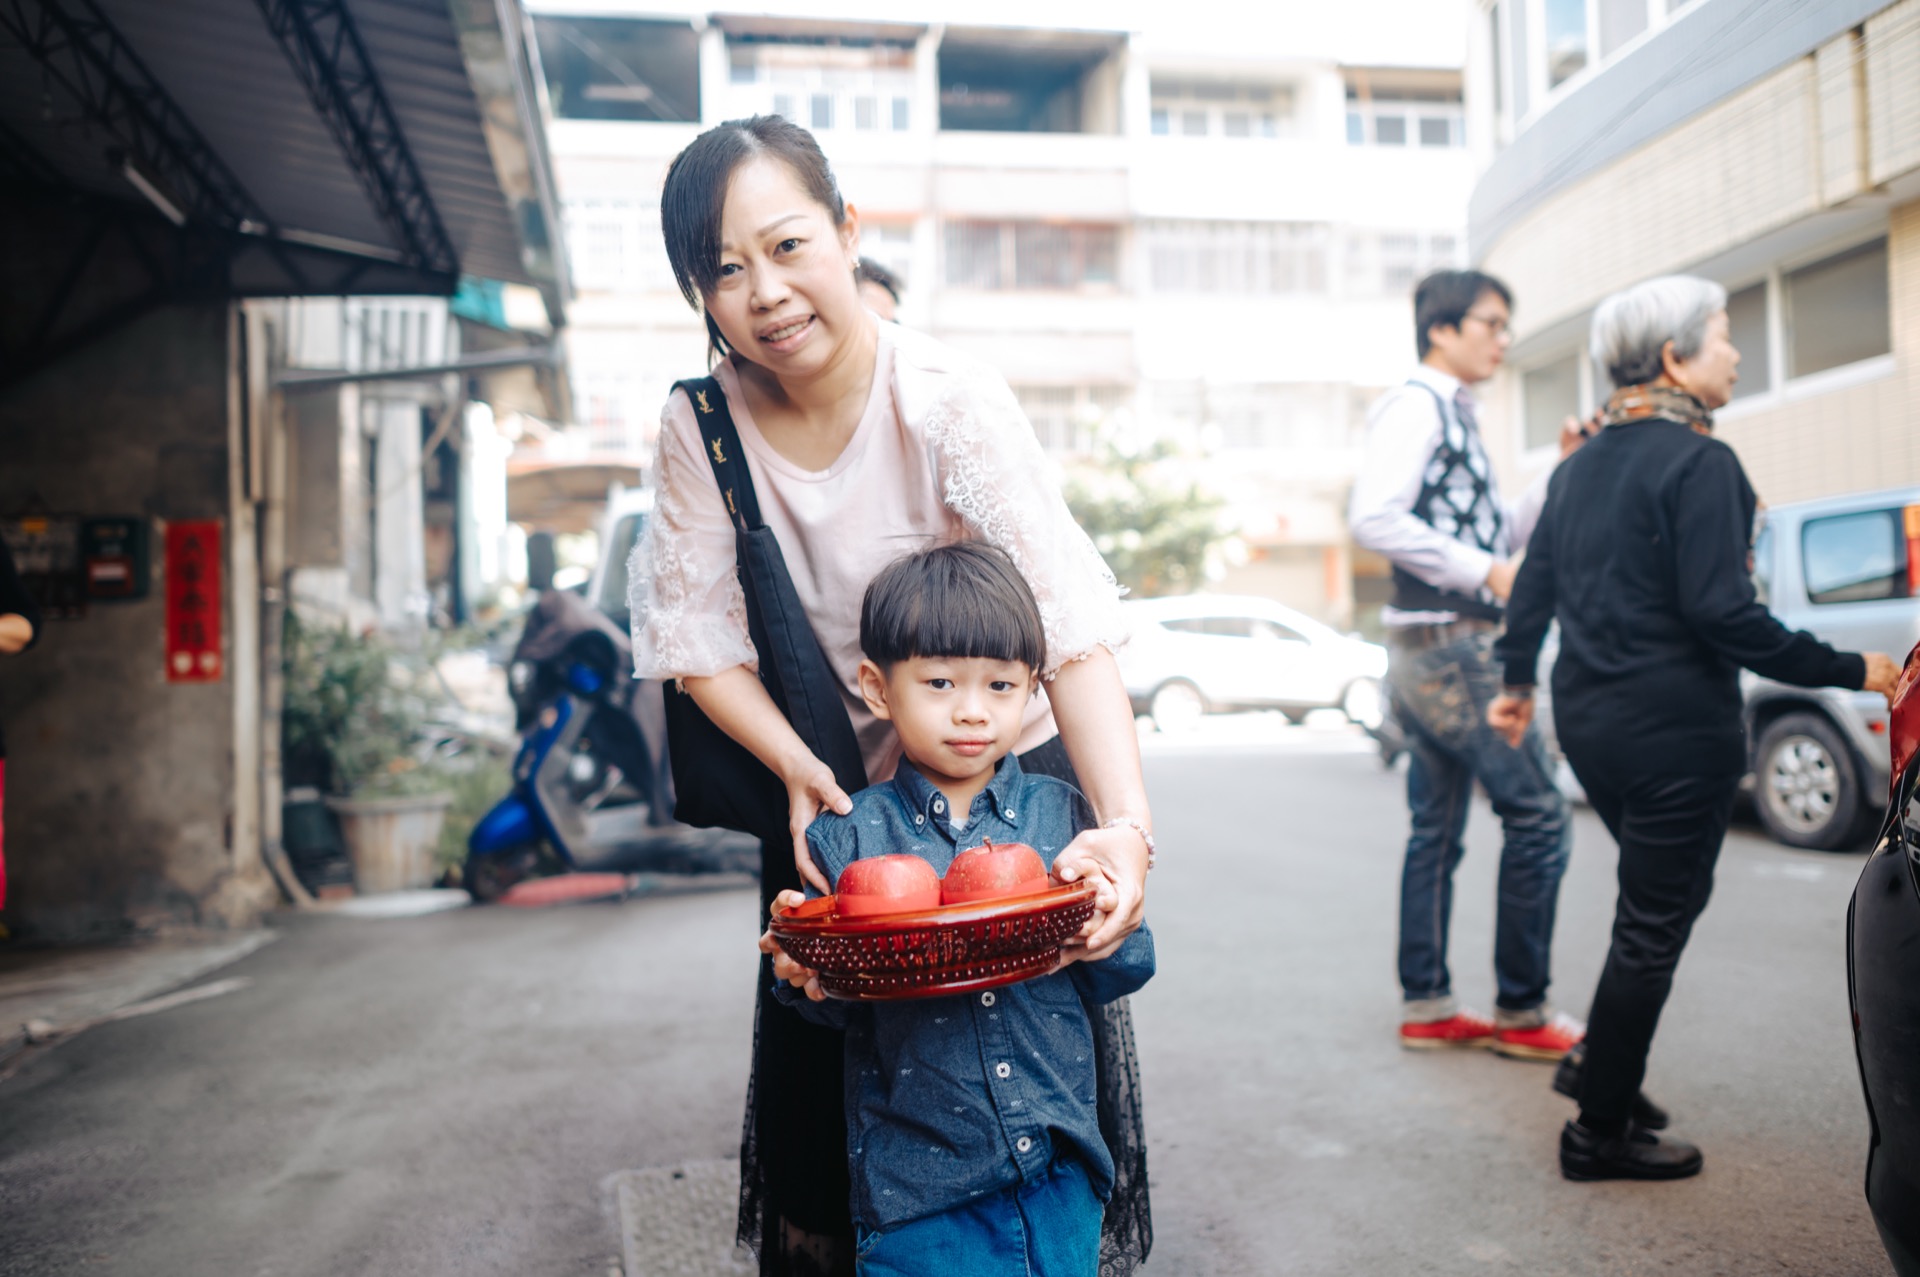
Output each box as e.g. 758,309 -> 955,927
1349,269 -> 1584,1062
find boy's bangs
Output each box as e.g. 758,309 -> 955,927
862,545 -> 1046,671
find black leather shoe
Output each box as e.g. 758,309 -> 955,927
1552,1042 -> 1670,1130
1560,1120 -> 1703,1181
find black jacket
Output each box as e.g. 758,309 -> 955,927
1495,419 -> 1865,775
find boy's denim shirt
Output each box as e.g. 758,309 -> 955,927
777,750 -> 1155,1233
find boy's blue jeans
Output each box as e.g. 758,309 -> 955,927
1387,625 -> 1571,1020
853,1157 -> 1102,1277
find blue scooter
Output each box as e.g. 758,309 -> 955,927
464,591 -> 755,901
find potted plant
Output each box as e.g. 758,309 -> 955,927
283,616 -> 453,894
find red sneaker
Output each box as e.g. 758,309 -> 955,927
1493,1013 -> 1585,1061
1400,1011 -> 1496,1050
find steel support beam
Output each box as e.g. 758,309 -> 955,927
256,0 -> 461,280
0,0 -> 274,233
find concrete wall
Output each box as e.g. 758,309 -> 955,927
0,305 -> 274,940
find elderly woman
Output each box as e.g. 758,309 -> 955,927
1489,275 -> 1899,1182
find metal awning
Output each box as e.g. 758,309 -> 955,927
0,0 -> 569,387
506,459 -> 641,534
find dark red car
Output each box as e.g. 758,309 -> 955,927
1848,638 -> 1920,1276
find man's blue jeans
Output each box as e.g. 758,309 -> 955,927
1387,626 -> 1571,1018
853,1158 -> 1102,1277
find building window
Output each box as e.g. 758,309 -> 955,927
1344,82 -> 1466,148
1522,354 -> 1580,451
1148,79 -> 1293,139
532,17 -> 700,121
563,198 -> 676,294
1009,384 -> 1129,453
726,38 -> 915,133
1345,230 -> 1462,299
1145,221 -> 1329,295
939,36 -> 1119,133
1785,238 -> 1890,379
1597,0 -> 1649,57
860,220 -> 916,293
1724,282 -> 1770,402
1801,509 -> 1910,605
943,222 -> 1120,291
1544,0 -> 1589,87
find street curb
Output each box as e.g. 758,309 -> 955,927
608,1160 -> 754,1277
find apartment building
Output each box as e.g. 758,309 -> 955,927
529,2 -> 1474,623
1466,0 -> 1920,512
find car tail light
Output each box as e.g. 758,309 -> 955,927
1906,504 -> 1920,597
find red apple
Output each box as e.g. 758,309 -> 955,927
835,854 -> 941,917
941,839 -> 1051,906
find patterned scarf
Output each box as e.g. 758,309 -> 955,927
1598,383 -> 1714,435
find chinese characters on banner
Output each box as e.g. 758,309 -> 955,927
165,520 -> 223,683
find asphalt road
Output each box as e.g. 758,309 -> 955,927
0,718 -> 1893,1276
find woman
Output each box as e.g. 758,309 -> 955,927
1488,275 -> 1899,1182
629,116 -> 1153,1275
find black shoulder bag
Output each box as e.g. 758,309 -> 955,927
659,377 -> 868,857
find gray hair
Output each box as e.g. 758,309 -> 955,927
1589,275 -> 1728,389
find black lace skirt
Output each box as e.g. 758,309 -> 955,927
737,736 -> 1152,1276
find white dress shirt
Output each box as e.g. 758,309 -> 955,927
1348,364 -> 1549,626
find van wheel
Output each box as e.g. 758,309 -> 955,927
1754,713 -> 1868,851
1149,680 -> 1207,733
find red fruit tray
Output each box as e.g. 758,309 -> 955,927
769,880 -> 1099,1001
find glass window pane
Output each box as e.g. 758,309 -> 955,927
1152,108 -> 1171,135
1418,116 -> 1452,146
854,96 -> 876,130
1725,282 -> 1770,401
1545,0 -> 1589,87
1181,110 -> 1208,136
1346,111 -> 1364,144
1786,239 -> 1891,378
810,94 -> 833,129
1523,355 -> 1580,450
1375,115 -> 1407,145
1598,0 -> 1649,57
1490,3 -> 1505,116
772,93 -> 795,121
1802,511 -> 1904,604
1223,111 -> 1251,137
892,97 -> 910,130
1510,0 -> 1532,117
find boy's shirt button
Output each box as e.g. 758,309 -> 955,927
933,799 -> 944,813
994,1062 -> 1011,1079
980,991 -> 996,1007
1015,1136 -> 1033,1153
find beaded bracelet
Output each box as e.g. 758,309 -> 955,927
1101,816 -> 1157,871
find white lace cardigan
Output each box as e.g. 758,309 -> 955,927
627,321 -> 1129,781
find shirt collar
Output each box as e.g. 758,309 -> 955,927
891,752 -> 1026,830
1409,363 -> 1465,398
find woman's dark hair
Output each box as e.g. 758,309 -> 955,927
660,115 -> 847,361
1414,269 -> 1513,359
856,257 -> 901,305
860,542 -> 1046,673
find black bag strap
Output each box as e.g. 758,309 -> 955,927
672,376 -> 867,799
675,377 -> 763,534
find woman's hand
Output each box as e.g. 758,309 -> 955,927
759,890 -> 827,1001
1053,824 -> 1148,961
782,753 -> 852,894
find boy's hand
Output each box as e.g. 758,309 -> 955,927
759,890 -> 827,1001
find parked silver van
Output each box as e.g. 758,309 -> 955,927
1743,486 -> 1920,849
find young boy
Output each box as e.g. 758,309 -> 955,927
761,541 -> 1154,1277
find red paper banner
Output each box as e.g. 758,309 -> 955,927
165,520 -> 223,683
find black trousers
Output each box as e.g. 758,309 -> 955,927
1564,751 -> 1742,1126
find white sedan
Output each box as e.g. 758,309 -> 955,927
1118,595 -> 1389,732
